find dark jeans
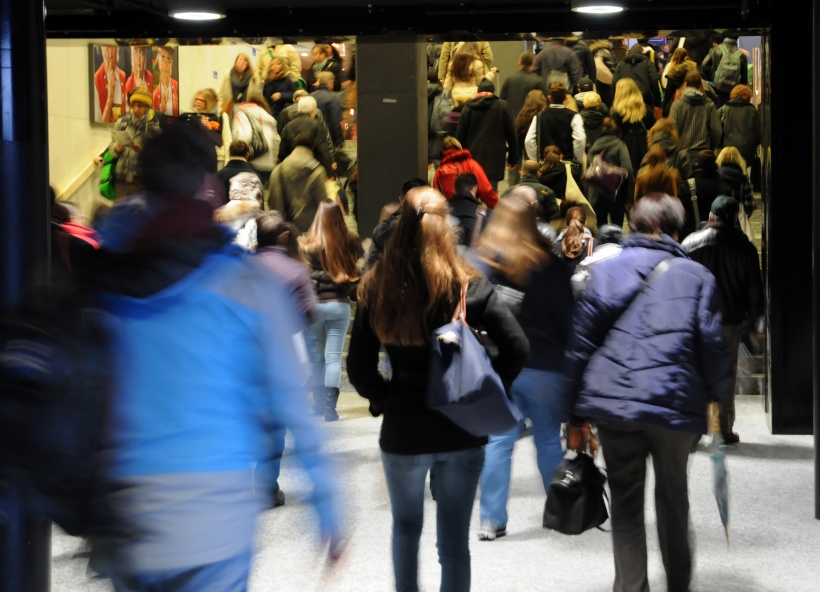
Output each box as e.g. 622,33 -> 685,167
590,186 -> 626,228
596,419 -> 699,592
721,323 -> 742,435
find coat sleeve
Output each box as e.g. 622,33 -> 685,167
438,43 -> 453,81
468,278 -> 529,390
708,104 -> 723,150
694,273 -> 732,404
470,160 -> 499,209
525,115 -> 538,161
480,42 -> 494,67
503,102 -> 519,166
570,113 -> 586,163
346,303 -> 389,417
267,166 -> 286,216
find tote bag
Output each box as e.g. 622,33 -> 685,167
583,149 -> 628,202
426,282 -> 522,437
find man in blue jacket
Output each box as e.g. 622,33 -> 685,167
88,123 -> 342,591
565,192 -> 731,592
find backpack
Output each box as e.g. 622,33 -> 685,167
229,171 -> 264,203
0,285 -> 118,538
713,44 -> 742,92
430,89 -> 454,137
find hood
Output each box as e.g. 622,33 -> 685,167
722,38 -> 738,49
681,87 -> 707,105
441,148 -> 474,164
281,146 -> 322,182
621,53 -> 648,66
582,109 -> 605,129
623,232 -> 688,258
465,93 -> 497,111
667,60 -> 697,79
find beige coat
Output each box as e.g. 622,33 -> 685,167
444,59 -> 496,106
438,42 -> 494,81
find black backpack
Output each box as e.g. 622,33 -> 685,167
0,284 -> 118,537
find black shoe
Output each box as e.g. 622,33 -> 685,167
272,489 -> 285,508
722,432 -> 740,445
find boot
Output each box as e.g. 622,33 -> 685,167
324,387 -> 340,422
311,388 -> 324,416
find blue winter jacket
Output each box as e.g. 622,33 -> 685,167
564,233 -> 732,434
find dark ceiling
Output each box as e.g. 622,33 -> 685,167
44,0 -> 772,39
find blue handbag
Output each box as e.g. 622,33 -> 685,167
426,282 -> 522,437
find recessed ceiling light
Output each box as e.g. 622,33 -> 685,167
169,11 -> 226,20
570,1 -> 625,14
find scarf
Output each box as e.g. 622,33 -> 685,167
231,70 -> 252,102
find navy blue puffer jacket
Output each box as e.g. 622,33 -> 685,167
564,233 -> 732,434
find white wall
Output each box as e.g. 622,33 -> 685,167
46,39 -> 320,216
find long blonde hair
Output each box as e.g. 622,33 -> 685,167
475,191 -> 552,286
301,202 -> 360,284
358,187 -> 478,345
612,78 -> 646,124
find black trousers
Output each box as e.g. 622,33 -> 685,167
596,419 -> 700,592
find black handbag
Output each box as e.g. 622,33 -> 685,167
543,451 -> 609,535
583,149 -> 628,201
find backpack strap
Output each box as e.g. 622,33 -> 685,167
687,178 -> 700,228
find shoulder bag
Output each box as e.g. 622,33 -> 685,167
583,149 -> 628,201
426,281 -> 522,437
543,446 -> 609,535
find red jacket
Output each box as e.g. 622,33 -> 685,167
432,148 -> 498,208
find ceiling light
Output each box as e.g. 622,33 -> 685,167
169,11 -> 226,20
570,1 -> 625,14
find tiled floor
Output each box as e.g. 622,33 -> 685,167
51,395 -> 818,592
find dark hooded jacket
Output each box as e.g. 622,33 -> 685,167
677,165 -> 732,240
507,173 -> 561,221
669,87 -> 723,152
565,233 -> 732,434
612,51 -> 662,109
717,99 -> 760,166
455,92 -> 519,182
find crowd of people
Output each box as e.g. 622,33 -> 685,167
48,33 -> 764,592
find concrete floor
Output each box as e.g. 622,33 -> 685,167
51,394 -> 818,592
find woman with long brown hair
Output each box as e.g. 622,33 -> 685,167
510,89 -> 547,185
347,187 -> 527,592
301,201 -> 362,420
443,44 -> 497,107
472,191 -> 574,541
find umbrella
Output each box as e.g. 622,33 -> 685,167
708,402 -> 729,542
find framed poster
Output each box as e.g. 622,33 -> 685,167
152,45 -> 180,117
89,44 -> 129,125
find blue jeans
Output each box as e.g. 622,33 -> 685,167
381,447 -> 484,592
479,368 -> 567,528
309,301 -> 351,389
109,548 -> 252,592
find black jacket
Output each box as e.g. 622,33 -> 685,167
278,113 -> 335,176
214,159 -> 264,203
448,191 -> 482,246
310,87 -> 344,148
506,173 -> 561,221
682,225 -> 764,326
498,70 -> 548,121
456,94 -> 519,182
718,100 -> 760,166
346,277 -> 529,455
677,168 -> 732,239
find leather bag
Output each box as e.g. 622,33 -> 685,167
543,450 -> 609,535
426,281 -> 522,437
583,149 -> 628,201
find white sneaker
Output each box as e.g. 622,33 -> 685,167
477,521 -> 507,541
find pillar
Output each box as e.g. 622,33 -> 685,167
0,0 -> 52,589
355,36 -> 427,239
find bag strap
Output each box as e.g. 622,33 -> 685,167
450,281 -> 469,325
687,178 -> 700,228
